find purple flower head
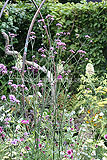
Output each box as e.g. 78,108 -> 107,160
1,134 -> 5,138
9,95 -> 16,103
56,33 -> 60,36
32,55 -> 35,59
4,117 -> 11,122
25,87 -> 28,91
49,56 -> 54,58
20,138 -> 24,142
85,35 -> 90,38
21,84 -> 25,88
30,35 -> 36,40
41,54 -> 46,58
1,95 -> 6,101
51,18 -> 54,21
36,138 -> 40,142
21,120 -> 29,124
57,42 -> 66,46
70,49 -> 75,54
24,132 -> 28,136
71,128 -> 74,131
20,152 -> 23,156
37,81 -> 43,87
56,23 -> 62,27
104,134 -> 107,140
50,47 -> 54,51
62,46 -> 66,50
46,14 -> 53,19
67,32 -> 70,35
30,31 -> 35,35
38,19 -> 44,23
0,126 -> 3,133
77,50 -> 86,54
39,144 -> 42,148
12,66 -> 18,70
25,146 -> 30,150
0,64 -> 7,74
15,99 -> 20,104
38,47 -> 45,52
9,32 -> 17,38
11,139 -> 18,145
11,84 -> 18,89
70,149 -> 73,153
43,25 -> 47,29
57,75 -> 62,80
67,150 -> 72,155
9,71 -> 12,74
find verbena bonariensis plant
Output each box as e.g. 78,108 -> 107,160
0,1 -> 107,160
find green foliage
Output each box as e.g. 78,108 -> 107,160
59,0 -> 81,3
45,1 -> 107,72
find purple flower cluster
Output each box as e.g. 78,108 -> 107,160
37,80 -> 43,87
56,23 -> 62,27
8,32 -> 17,38
1,95 -> 6,101
38,19 -> 44,23
38,47 -> 46,53
56,32 -> 70,36
77,50 -> 86,54
9,95 -> 20,103
11,139 -> 19,145
30,31 -> 36,40
46,14 -> 53,19
85,35 -> 90,38
57,75 -> 62,80
57,41 -> 66,47
0,126 -> 3,133
0,64 -> 7,74
21,120 -> 29,124
69,49 -> 75,54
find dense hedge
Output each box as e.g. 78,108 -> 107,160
46,1 -> 107,72
0,1 -> 107,73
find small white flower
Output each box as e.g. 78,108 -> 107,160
99,112 -> 104,116
16,125 -> 20,130
15,54 -> 23,69
67,127 -> 71,132
57,64 -> 64,74
93,114 -> 98,121
102,157 -> 107,160
60,151 -> 65,155
37,92 -> 42,97
86,63 -> 94,75
91,150 -> 96,156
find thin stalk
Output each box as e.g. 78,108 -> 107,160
21,0 -> 46,110
31,0 -> 51,46
0,0 -> 10,19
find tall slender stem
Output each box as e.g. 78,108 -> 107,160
0,0 -> 10,19
31,0 -> 51,46
21,0 -> 46,109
